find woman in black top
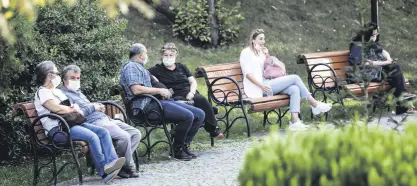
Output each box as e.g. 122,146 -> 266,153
349,22 -> 415,114
148,43 -> 224,138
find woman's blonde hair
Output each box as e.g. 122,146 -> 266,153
248,29 -> 264,55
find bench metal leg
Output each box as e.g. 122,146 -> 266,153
32,149 -> 39,186
220,104 -> 251,138
210,137 -> 214,147
134,150 -> 139,171
69,145 -> 83,185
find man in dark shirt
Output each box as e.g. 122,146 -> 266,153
148,43 -> 224,138
119,43 -> 205,161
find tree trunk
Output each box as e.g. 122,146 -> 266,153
208,0 -> 219,47
144,0 -> 176,23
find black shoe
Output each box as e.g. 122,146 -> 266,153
124,168 -> 140,178
183,145 -> 197,159
174,147 -> 192,161
117,169 -> 130,179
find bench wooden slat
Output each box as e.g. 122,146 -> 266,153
308,62 -> 351,71
298,50 -> 349,63
249,95 -> 290,104
211,82 -> 242,92
104,104 -> 121,119
205,68 -> 242,79
200,63 -> 241,72
207,75 -> 243,84
306,56 -> 349,66
250,99 -> 290,112
211,81 -> 244,89
212,90 -> 247,99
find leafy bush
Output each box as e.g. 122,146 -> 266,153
0,1 -> 128,161
173,0 -> 244,46
239,122 -> 417,186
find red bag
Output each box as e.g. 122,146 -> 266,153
263,56 -> 286,79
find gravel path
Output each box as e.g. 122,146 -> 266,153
59,113 -> 416,186
58,135 -> 264,186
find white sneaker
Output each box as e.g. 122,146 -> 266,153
104,157 -> 125,174
288,120 -> 309,131
311,101 -> 332,115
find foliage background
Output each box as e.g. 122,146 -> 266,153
0,1 -> 128,161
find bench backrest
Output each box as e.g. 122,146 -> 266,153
197,62 -> 247,103
110,85 -> 134,119
297,50 -> 350,89
14,102 -> 49,145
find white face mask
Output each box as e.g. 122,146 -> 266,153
51,76 -> 61,88
68,80 -> 81,91
162,58 -> 175,67
142,54 -> 149,65
369,35 -> 377,42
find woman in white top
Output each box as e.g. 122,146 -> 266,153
239,29 -> 332,130
34,61 -> 125,183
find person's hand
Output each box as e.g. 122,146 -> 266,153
262,47 -> 269,56
94,103 -> 105,112
72,104 -> 85,115
186,92 -> 195,100
159,88 -> 172,99
260,84 -> 272,94
366,59 -> 374,65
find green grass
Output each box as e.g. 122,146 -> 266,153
2,0 -> 417,185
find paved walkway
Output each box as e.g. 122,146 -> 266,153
59,113 -> 417,186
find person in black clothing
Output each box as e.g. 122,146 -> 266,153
349,22 -> 415,114
148,43 -> 224,139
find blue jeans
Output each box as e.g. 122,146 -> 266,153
141,100 -> 205,147
48,123 -> 118,176
265,74 -> 311,113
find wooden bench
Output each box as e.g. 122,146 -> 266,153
110,85 -> 176,161
13,100 -> 134,185
195,62 -> 292,137
297,50 -> 411,116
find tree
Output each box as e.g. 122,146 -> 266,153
0,0 -> 154,44
208,0 -> 219,47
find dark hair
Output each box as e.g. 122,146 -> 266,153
352,22 -> 379,43
35,61 -> 55,86
129,43 -> 146,59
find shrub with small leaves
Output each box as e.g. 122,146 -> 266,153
0,1 -> 128,162
239,122 -> 417,186
173,0 -> 244,46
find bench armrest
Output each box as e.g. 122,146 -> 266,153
31,113 -> 74,149
308,63 -> 341,90
128,94 -> 166,127
209,76 -> 244,105
97,100 -> 129,124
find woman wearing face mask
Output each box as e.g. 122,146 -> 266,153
239,29 -> 332,131
34,61 -> 125,184
148,43 -> 224,139
350,22 -> 415,114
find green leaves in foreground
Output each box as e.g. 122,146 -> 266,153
239,122 -> 417,186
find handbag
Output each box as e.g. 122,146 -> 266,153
345,65 -> 382,84
37,89 -> 86,128
263,56 -> 286,79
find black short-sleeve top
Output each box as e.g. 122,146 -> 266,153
148,63 -> 192,96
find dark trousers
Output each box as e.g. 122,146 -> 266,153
382,63 -> 407,97
382,63 -> 409,114
139,100 -> 205,148
175,92 -> 218,134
